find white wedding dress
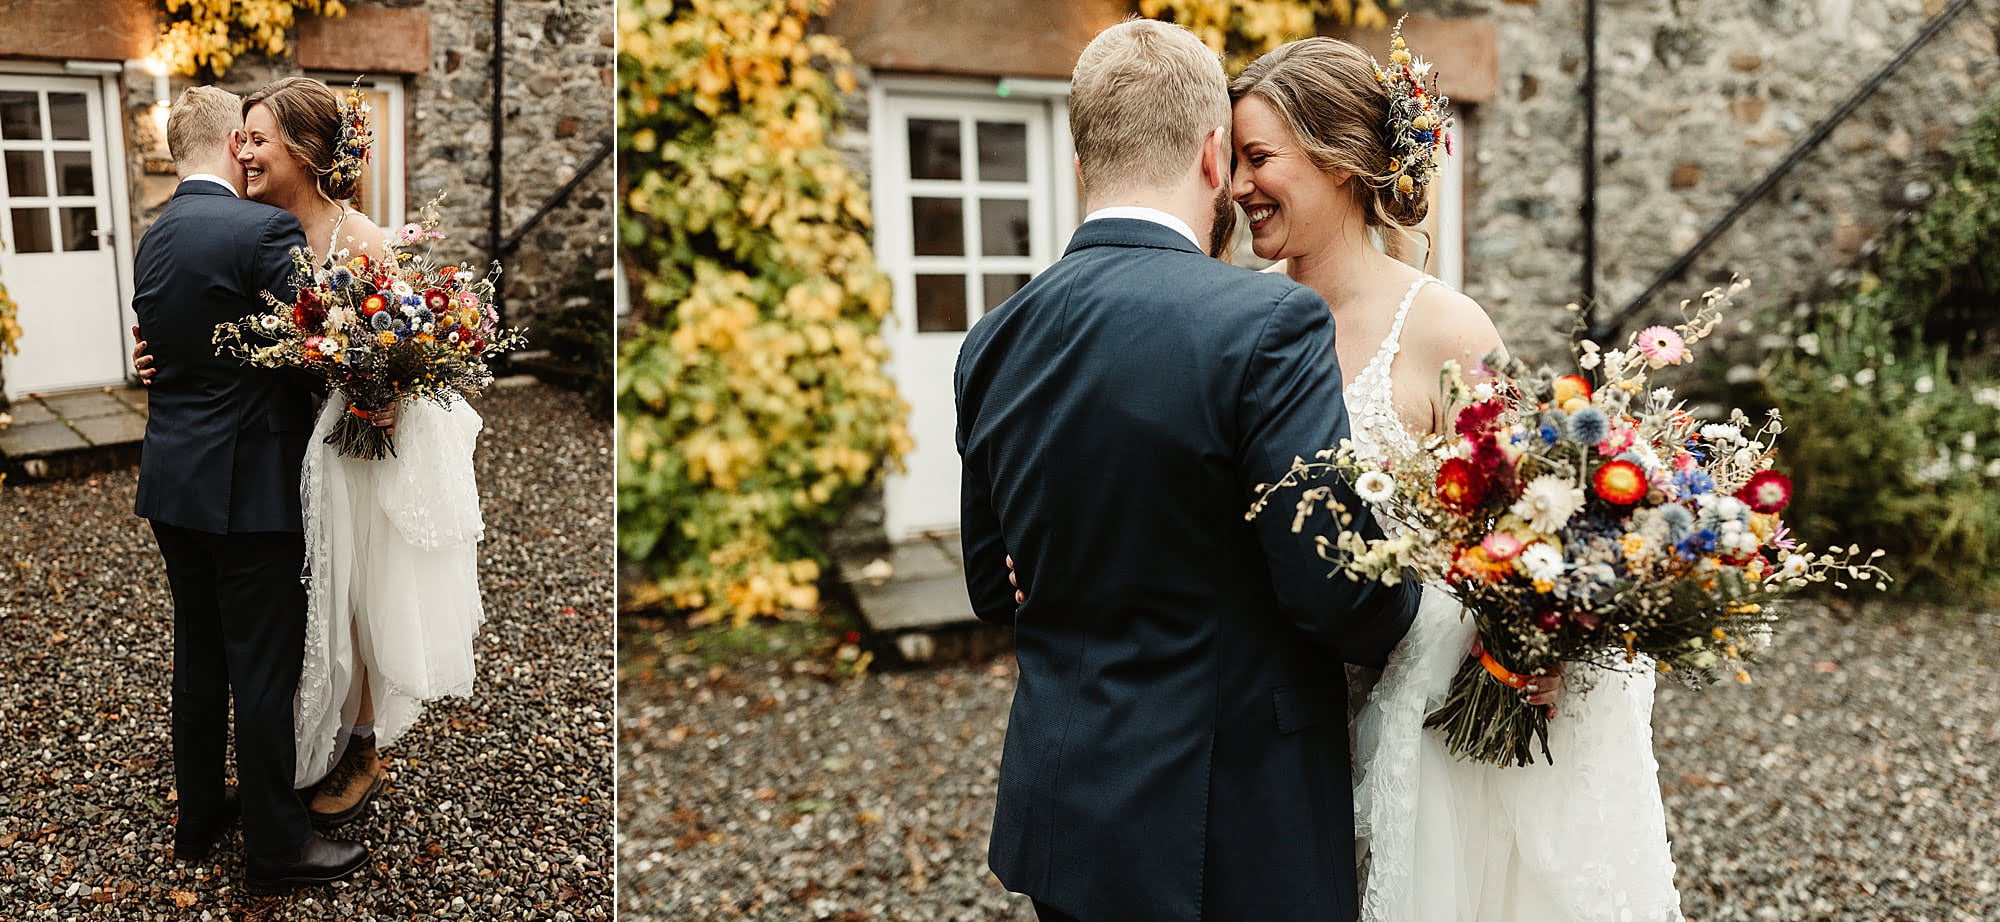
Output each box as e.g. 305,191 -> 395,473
1344,277 -> 1684,921
294,393 -> 488,786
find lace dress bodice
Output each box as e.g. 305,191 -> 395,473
1343,276 -> 1437,465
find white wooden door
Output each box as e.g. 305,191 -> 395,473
875,91 -> 1072,539
0,74 -> 126,399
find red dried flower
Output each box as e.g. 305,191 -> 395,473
1592,460 -> 1648,505
1435,457 -> 1489,515
1735,470 -> 1793,515
1454,400 -> 1506,437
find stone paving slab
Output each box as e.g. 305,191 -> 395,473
70,413 -> 147,446
1,386 -> 150,477
0,420 -> 88,456
842,532 -> 979,633
5,402 -> 55,425
39,391 -> 130,420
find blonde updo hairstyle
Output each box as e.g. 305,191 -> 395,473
242,77 -> 360,203
1230,37 -> 1432,263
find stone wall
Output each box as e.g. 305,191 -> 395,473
119,0 -> 614,329
1430,0 -> 2000,361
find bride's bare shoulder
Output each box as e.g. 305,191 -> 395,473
1411,282 -> 1508,368
335,211 -> 389,260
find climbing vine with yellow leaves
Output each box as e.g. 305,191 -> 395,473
0,246 -> 19,357
618,0 -> 909,625
1140,0 -> 1407,69
155,0 -> 348,77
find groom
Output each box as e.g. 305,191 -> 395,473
132,85 -> 367,893
955,19 -> 1421,922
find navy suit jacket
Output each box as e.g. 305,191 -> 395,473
133,181 -> 316,534
955,218 -> 1421,922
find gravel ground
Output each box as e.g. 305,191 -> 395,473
619,602 -> 2000,921
0,380 -> 615,920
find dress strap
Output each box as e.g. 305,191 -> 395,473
320,210 -> 357,270
1360,275 -> 1438,379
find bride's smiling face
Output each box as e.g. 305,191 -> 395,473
236,103 -> 311,205
1231,94 -> 1351,262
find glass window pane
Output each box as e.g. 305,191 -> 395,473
48,93 -> 89,141
984,274 -> 1030,312
53,151 -> 93,197
980,198 -> 1031,257
5,150 -> 47,197
911,197 -> 964,256
60,207 -> 99,251
0,91 -> 40,141
977,121 -> 1028,182
11,208 -> 53,253
907,118 -> 961,181
915,274 -> 968,333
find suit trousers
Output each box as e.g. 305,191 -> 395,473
151,521 -> 311,856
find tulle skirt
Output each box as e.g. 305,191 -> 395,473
1353,585 -> 1684,921
294,393 -> 486,787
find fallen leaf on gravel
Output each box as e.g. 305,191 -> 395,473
167,890 -> 196,908
1816,661 -> 1840,673
0,832 -> 16,847
48,631 -> 67,644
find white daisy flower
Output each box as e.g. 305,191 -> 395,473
1700,423 -> 1743,443
1517,543 -> 1565,583
1354,471 -> 1395,505
1510,475 -> 1584,534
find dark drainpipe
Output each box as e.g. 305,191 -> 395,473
490,0 -> 506,324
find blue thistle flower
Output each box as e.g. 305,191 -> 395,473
1568,406 -> 1610,445
328,267 -> 354,289
370,310 -> 396,332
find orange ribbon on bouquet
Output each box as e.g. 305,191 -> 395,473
1469,640 -> 1530,690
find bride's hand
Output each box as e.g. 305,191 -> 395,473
350,399 -> 398,437
1005,554 -> 1024,605
1524,663 -> 1564,717
131,326 -> 156,385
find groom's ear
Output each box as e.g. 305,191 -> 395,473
1200,126 -> 1229,190
226,129 -> 243,159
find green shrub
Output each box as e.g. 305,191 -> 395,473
1761,295 -> 2000,602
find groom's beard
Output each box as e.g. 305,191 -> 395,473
1207,185 -> 1238,260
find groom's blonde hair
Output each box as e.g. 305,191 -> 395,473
166,86 -> 244,171
1070,19 -> 1230,199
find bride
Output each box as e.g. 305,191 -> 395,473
233,77 -> 488,824
1228,34 -> 1683,920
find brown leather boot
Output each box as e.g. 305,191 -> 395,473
308,734 -> 387,827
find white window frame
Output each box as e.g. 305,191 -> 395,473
864,73 -> 1072,294
309,72 -> 405,229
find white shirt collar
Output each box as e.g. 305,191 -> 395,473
1083,206 -> 1200,249
183,174 -> 240,197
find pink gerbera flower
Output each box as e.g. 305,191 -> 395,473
1635,326 -> 1687,367
1480,532 -> 1524,562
